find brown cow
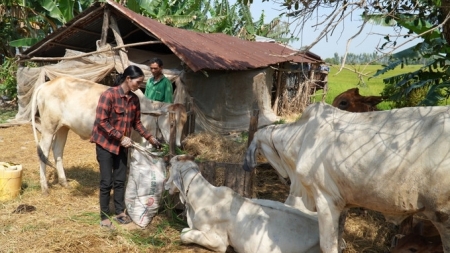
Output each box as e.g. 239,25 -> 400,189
391,233 -> 443,253
332,88 -> 384,112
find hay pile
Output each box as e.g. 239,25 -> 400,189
0,124 -> 397,253
182,132 -> 247,163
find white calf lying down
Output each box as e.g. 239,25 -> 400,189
165,155 -> 320,253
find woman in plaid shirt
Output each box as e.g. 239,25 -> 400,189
90,65 -> 160,229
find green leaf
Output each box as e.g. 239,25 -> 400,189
9,37 -> 41,47
127,0 -> 140,12
39,0 -> 65,22
59,0 -> 75,22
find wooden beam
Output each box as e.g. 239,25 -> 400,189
122,28 -> 141,40
25,5 -> 104,56
72,27 -> 102,37
18,40 -> 163,62
50,41 -> 90,52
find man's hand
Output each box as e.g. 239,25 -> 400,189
120,136 -> 132,147
148,136 -> 161,148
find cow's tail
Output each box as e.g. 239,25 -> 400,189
31,83 -> 55,169
243,138 -> 258,171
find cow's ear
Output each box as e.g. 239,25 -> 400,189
350,88 -> 360,95
172,171 -> 183,192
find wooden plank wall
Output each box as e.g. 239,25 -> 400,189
197,162 -> 254,198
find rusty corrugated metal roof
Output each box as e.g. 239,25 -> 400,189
107,0 -> 320,72
22,0 -> 322,72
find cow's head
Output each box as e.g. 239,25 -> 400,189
243,126 -> 289,179
332,88 -> 384,112
165,155 -> 196,196
134,89 -> 187,147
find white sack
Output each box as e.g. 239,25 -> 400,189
125,147 -> 166,228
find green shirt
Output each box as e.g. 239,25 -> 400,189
144,75 -> 173,103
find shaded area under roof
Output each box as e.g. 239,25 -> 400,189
21,0 -> 322,72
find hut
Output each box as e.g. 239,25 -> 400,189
15,0 -> 327,134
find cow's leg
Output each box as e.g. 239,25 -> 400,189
38,132 -> 54,195
315,193 -> 343,253
180,228 -> 227,253
52,127 -> 69,187
430,219 -> 450,253
338,209 -> 348,251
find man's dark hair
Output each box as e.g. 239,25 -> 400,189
149,57 -> 163,67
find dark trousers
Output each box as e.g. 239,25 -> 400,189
96,144 -> 128,220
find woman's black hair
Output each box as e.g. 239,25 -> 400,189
114,65 -> 144,86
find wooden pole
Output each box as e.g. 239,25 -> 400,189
245,109 -> 259,198
247,109 -> 259,147
272,70 -> 283,115
18,41 -> 163,62
109,14 -> 129,69
182,97 -> 191,138
188,97 -> 195,135
99,7 -> 110,47
169,111 -> 176,157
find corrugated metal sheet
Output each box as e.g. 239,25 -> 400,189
108,0 -> 320,72
22,0 -> 322,72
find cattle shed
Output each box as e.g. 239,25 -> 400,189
15,0 -> 327,134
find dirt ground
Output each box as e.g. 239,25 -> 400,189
0,124 -> 397,253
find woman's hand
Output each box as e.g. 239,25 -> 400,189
148,136 -> 161,148
120,136 -> 132,147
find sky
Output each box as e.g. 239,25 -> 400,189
249,1 -> 421,59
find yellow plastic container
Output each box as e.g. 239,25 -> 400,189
0,163 -> 23,201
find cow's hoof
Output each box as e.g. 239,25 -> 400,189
41,189 -> 49,196
58,179 -> 69,188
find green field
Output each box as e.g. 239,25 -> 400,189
318,64 -> 423,110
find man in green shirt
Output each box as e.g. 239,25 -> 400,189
145,58 -> 174,103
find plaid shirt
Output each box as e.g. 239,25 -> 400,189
90,86 -> 152,155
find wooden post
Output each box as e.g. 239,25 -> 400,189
99,8 -> 110,47
188,97 -> 196,134
244,109 -> 259,198
272,69 -> 283,115
247,109 -> 259,147
183,97 -> 191,137
169,111 -> 176,157
109,15 -> 129,70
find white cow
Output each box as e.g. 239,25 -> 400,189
165,155 -> 321,253
31,76 -> 187,194
243,102 -> 450,253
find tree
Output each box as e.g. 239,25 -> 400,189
127,0 -> 294,43
0,0 -> 94,98
0,0 -> 94,59
244,0 -> 450,107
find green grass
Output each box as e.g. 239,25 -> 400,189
315,64 -> 423,110
0,107 -> 17,123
